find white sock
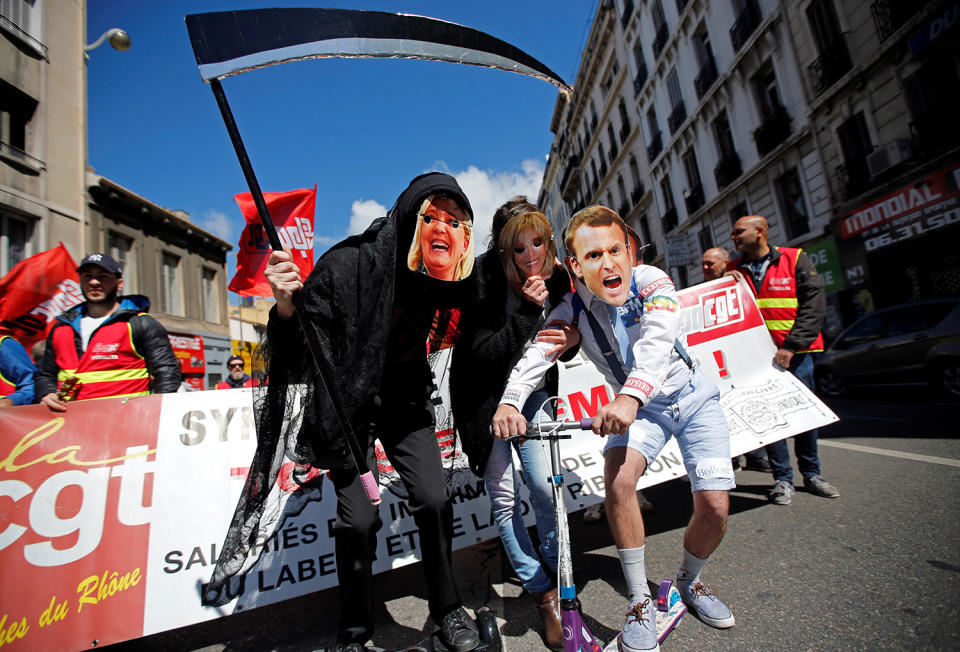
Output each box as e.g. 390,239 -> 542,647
617,545 -> 649,604
677,547 -> 708,585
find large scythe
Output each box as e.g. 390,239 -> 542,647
185,8 -> 571,504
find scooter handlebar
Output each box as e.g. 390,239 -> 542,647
489,418 -> 592,437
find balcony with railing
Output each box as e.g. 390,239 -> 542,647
713,151 -> 743,190
652,23 -> 669,59
621,0 -> 635,28
694,55 -> 719,100
560,153 -> 582,198
646,131 -> 663,163
667,101 -> 687,135
630,183 -> 645,204
871,0 -> 915,42
807,36 -> 853,96
662,207 -> 678,233
753,105 -> 792,157
633,63 -> 649,95
684,184 -> 705,214
730,0 -> 762,53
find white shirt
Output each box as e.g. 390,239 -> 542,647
80,315 -> 110,351
500,265 -> 693,410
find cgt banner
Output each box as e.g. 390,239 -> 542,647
0,275 -> 837,649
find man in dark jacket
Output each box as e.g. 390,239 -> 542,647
36,253 -> 181,410
206,174 -> 480,652
729,216 -> 839,504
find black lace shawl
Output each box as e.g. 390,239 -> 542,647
202,172 -> 473,606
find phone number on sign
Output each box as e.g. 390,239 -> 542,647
863,208 -> 960,252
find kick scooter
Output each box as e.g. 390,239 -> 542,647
504,415 -> 685,651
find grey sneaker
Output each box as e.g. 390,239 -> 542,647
804,475 -> 839,498
769,480 -> 795,505
676,580 -> 735,629
619,596 -> 659,652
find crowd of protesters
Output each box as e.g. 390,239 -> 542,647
0,175 -> 837,652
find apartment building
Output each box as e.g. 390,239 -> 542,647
1,1 -> 233,389
781,0 -> 960,327
540,0 -> 834,293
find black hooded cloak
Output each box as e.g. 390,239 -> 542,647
203,172 -> 474,606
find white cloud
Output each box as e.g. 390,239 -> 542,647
314,234 -> 337,248
450,159 -> 544,251
198,209 -> 234,241
348,199 -> 388,235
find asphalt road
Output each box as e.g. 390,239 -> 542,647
107,389 -> 960,651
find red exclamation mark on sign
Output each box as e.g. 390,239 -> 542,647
713,350 -> 729,378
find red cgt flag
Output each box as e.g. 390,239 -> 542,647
0,243 -> 83,351
228,186 -> 317,297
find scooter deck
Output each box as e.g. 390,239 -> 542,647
601,580 -> 686,651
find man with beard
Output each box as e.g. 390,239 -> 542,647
36,253 -> 181,410
215,354 -> 260,389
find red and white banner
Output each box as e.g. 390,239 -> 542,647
228,187 -> 316,297
0,276 -> 837,649
0,244 -> 81,350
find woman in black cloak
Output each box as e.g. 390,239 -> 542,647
204,172 -> 480,652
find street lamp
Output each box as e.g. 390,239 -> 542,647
84,28 -> 131,58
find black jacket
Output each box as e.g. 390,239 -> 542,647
203,172 -> 475,607
451,251 -> 573,477
731,246 -> 826,352
35,295 -> 181,398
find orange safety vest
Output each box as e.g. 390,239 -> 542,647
51,319 -> 151,400
0,336 -> 17,398
731,246 -> 824,353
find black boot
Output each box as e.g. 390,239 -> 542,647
437,606 -> 480,652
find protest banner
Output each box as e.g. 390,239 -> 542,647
0,275 -> 836,649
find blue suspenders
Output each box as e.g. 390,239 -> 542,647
569,282 -> 694,387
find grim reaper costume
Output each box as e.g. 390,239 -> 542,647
204,173 -> 476,647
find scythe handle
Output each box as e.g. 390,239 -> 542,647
209,78 -> 378,503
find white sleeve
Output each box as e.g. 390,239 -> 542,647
499,294 -> 577,410
618,269 -> 682,406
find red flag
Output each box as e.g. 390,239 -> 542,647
228,186 -> 316,297
0,243 -> 82,350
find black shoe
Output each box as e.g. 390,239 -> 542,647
437,606 -> 480,652
333,642 -> 365,652
743,455 -> 772,472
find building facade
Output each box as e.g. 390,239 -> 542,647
538,0 -> 958,339
781,0 -> 960,332
2,1 -> 234,389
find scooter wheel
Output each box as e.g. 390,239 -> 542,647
475,607 -> 502,651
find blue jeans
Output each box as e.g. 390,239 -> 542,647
765,354 -> 821,484
483,389 -> 558,594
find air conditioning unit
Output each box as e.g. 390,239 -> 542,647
866,138 -> 913,177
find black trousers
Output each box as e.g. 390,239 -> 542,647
329,393 -> 460,643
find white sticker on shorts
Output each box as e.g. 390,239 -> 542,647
695,457 -> 734,479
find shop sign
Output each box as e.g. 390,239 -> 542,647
167,333 -> 205,376
862,196 -> 960,252
909,1 -> 960,54
841,162 -> 960,238
804,238 -> 845,293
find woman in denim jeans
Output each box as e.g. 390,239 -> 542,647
451,200 -> 578,650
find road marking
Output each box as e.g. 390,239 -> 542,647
820,440 -> 960,468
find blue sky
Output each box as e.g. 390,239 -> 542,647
86,1 -> 596,272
